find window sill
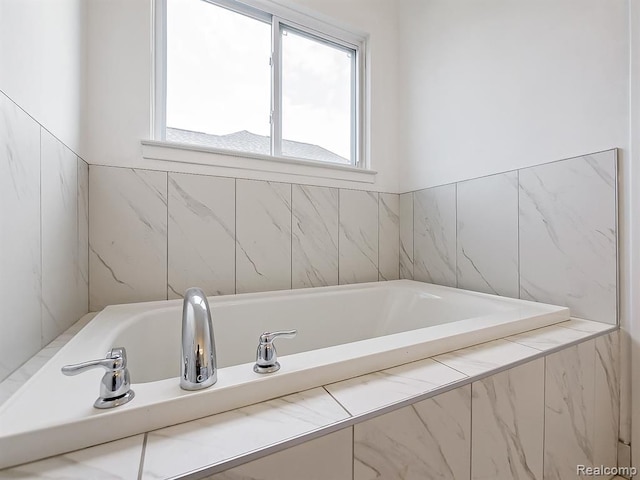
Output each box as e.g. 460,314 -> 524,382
141,140 -> 377,184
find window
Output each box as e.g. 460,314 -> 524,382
156,0 -> 365,167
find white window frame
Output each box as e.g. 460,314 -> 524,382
151,0 -> 370,171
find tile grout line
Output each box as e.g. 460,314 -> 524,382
351,425 -> 355,480
137,433 -> 148,480
322,386 -> 354,417
542,356 -> 547,478
469,381 -> 474,480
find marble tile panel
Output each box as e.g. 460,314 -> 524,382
354,385 -> 471,480
399,192 -> 414,280
471,359 -> 544,480
505,321 -> 598,352
519,151 -> 617,324
457,172 -> 518,298
142,388 -> 348,479
41,129 -> 79,345
206,429 -> 352,480
291,184 -> 338,288
77,159 -> 89,319
433,339 -> 539,377
594,332 -> 620,470
413,184 -> 456,287
167,173 -> 235,299
325,357 -> 466,415
0,434 -> 144,479
0,92 -> 42,381
89,166 -> 168,310
559,318 -> 615,334
378,193 -> 400,281
236,179 -> 291,294
339,189 -> 379,284
544,340 -> 595,479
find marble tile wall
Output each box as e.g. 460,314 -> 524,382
347,332 -> 617,480
400,150 -> 618,325
354,385 -> 471,479
0,91 -> 89,383
89,167 -> 400,309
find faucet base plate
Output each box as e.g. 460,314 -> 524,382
253,362 -> 281,374
94,390 -> 135,409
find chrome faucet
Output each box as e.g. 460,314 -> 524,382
181,287 -> 217,390
61,347 -> 135,409
254,330 -> 297,373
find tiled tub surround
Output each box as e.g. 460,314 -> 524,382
0,280 -> 570,468
400,149 -> 618,325
0,90 -> 89,383
89,166 -> 400,310
0,319 -> 617,479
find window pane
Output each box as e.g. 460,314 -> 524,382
166,0 -> 271,154
281,28 -> 354,165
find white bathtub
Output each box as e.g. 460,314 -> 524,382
0,280 -> 569,468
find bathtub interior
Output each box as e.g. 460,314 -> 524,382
111,282 -> 553,384
0,280 -> 573,470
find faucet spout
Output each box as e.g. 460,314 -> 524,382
181,287 -> 217,390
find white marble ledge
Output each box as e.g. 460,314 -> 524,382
325,357 -> 467,416
141,387 -> 349,479
0,434 -> 144,480
506,318 -> 615,352
0,317 -> 616,479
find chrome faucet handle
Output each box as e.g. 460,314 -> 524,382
61,347 -> 135,409
254,329 -> 297,374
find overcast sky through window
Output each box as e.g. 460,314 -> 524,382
166,0 -> 353,161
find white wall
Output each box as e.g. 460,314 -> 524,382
85,0 -> 400,193
0,0 -> 86,155
397,0 -> 629,192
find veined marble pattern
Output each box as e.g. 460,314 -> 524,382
505,319 -> 609,352
339,189 -> 379,284
41,130 -> 80,345
206,429 -> 352,480
434,339 -> 539,377
519,151 -> 617,324
0,434 -> 144,480
471,359 -> 544,480
142,388 -> 349,480
89,166 -> 168,310
378,193 -> 400,281
413,184 -> 456,287
544,340 -> 595,480
0,91 -> 41,382
291,184 -> 338,288
168,173 -> 235,298
354,385 -> 471,480
399,192 -> 414,280
0,314 -> 95,407
457,172 -> 518,298
594,332 -> 620,470
325,357 -> 466,416
236,179 -> 291,294
77,159 -> 89,321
